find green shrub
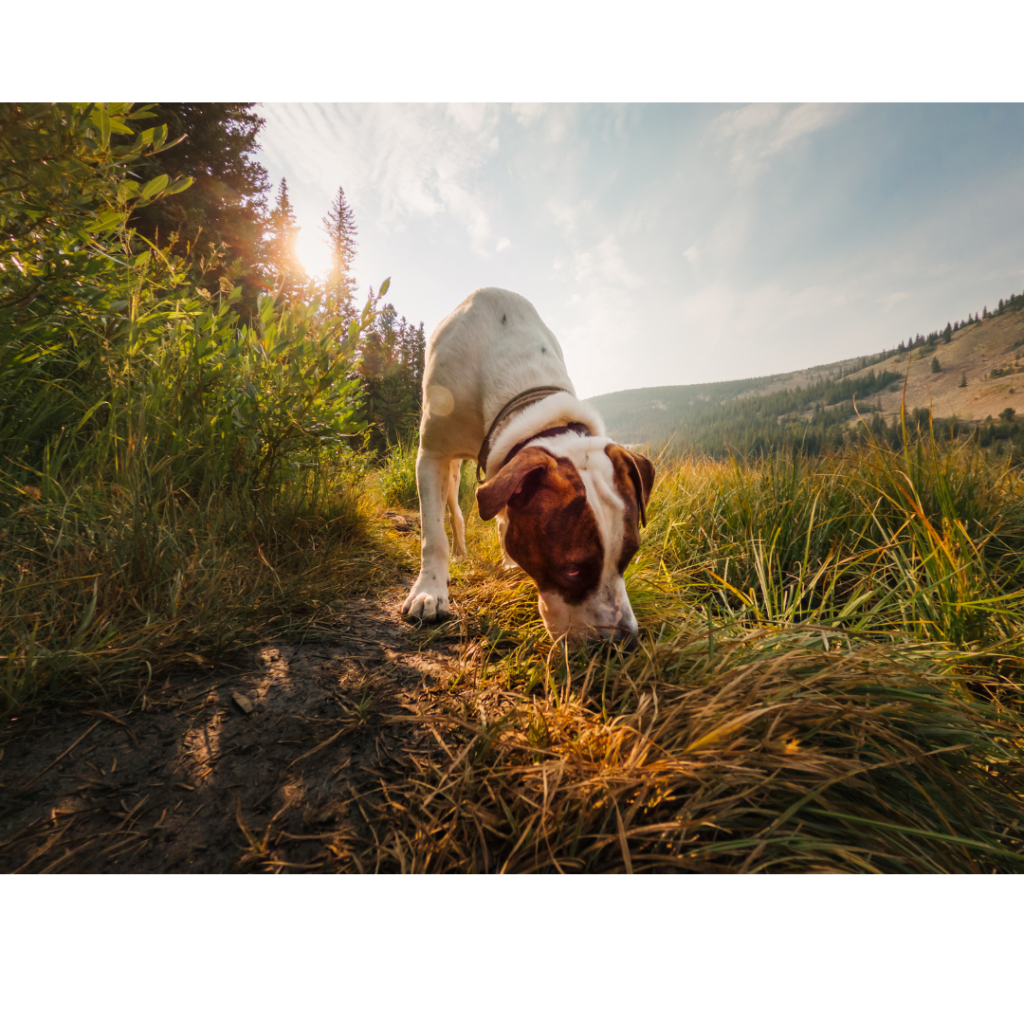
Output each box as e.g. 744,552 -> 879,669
0,104 -> 388,708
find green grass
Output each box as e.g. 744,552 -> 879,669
0,461 -> 379,709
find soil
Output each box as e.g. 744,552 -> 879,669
0,584 -> 485,873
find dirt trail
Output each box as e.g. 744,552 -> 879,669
0,585 -> 477,873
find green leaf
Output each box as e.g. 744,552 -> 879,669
379,277 -> 391,297
87,210 -> 124,233
140,174 -> 169,202
348,321 -> 360,340
77,398 -> 110,430
151,133 -> 187,155
161,176 -> 193,197
92,105 -> 112,149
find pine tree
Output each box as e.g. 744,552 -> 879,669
322,186 -> 358,322
128,102 -> 270,317
267,178 -> 305,303
931,356 -> 942,373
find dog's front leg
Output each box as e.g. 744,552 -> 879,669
402,451 -> 452,622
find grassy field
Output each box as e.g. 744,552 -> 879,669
6,431 -> 1024,871
366,438 -> 1024,872
5,105 -> 1024,872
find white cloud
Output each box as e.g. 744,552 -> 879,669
445,103 -> 491,134
546,197 -> 592,233
574,235 -> 642,290
712,102 -> 784,141
510,103 -> 545,127
769,103 -> 847,155
709,102 -> 850,180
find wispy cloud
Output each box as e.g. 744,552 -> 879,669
709,103 -> 850,181
259,103 -> 505,256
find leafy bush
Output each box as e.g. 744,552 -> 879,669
0,104 -> 388,708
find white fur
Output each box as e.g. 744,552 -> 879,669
402,287 -> 638,642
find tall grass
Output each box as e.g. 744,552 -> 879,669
373,436 -> 1024,872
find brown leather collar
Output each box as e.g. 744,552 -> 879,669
501,422 -> 591,472
476,386 -> 571,482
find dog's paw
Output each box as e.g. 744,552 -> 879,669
402,578 -> 451,623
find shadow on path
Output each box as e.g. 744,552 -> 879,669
0,587 -> 472,873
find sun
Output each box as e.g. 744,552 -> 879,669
295,232 -> 333,281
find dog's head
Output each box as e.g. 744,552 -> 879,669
477,436 -> 655,645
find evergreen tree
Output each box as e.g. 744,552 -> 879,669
931,356 -> 942,373
354,301 -> 427,453
128,103 -> 270,315
322,186 -> 359,322
267,178 -> 305,303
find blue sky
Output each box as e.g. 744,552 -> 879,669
256,103 -> 1024,399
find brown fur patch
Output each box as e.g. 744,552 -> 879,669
605,444 -> 655,573
477,447 -> 604,605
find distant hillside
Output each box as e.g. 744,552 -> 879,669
591,291 -> 1024,457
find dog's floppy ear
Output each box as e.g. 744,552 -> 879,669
607,445 -> 655,527
477,447 -> 554,521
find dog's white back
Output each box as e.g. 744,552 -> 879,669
418,289 -> 577,462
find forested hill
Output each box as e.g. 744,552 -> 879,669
590,292 -> 1024,457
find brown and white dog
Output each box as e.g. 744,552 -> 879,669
401,287 -> 654,645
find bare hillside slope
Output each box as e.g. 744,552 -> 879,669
844,309 -> 1024,422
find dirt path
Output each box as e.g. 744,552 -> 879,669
0,585 -> 481,873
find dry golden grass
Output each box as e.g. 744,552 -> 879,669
365,442 -> 1024,872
